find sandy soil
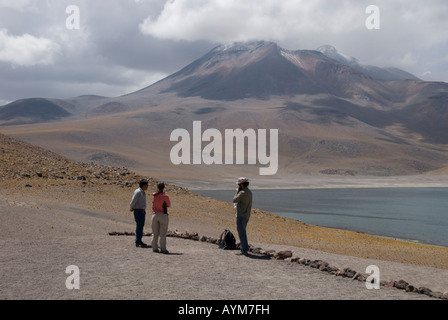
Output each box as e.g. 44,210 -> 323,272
2,129 -> 448,302
1,180 -> 447,300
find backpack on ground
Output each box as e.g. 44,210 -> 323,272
218,229 -> 236,250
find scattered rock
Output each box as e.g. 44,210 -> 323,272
379,280 -> 388,287
309,260 -> 320,268
357,273 -> 370,282
351,272 -> 360,281
317,261 -> 329,271
418,287 -> 432,296
394,280 -> 409,290
384,280 -> 396,288
335,269 -> 345,277
430,292 -> 443,299
249,247 -> 263,254
264,250 -> 276,257
274,250 -> 293,260
405,285 -> 417,293
104,229 -> 447,299
343,268 -> 357,278
326,265 -> 339,274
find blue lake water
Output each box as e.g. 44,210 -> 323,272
195,188 -> 448,247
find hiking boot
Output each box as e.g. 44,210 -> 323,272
160,250 -> 169,254
136,242 -> 149,248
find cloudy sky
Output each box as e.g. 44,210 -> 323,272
0,0 -> 447,105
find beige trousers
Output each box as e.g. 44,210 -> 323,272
151,214 -> 169,251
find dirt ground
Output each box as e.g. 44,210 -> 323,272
2,130 -> 448,302
0,189 -> 446,300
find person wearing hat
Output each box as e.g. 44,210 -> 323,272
151,182 -> 171,254
233,177 -> 253,255
130,179 -> 149,248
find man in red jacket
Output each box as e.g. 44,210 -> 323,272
151,182 -> 171,254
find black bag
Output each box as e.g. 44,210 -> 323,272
218,229 -> 236,250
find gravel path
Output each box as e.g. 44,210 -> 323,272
0,203 -> 438,300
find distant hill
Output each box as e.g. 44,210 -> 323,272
133,41 -> 448,144
0,132 -> 145,187
0,98 -> 71,125
1,41 -> 447,180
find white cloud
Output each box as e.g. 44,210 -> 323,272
139,0 -> 363,43
0,0 -> 31,9
122,71 -> 168,94
0,28 -> 60,67
0,0 -> 447,103
139,0 -> 448,69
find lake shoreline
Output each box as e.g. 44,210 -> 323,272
172,173 -> 448,191
195,187 -> 448,249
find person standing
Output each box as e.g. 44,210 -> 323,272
151,182 -> 171,254
130,179 -> 149,248
233,177 -> 252,256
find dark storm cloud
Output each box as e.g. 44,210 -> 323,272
0,0 -> 214,102
0,0 -> 447,105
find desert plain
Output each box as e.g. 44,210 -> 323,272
1,132 -> 448,300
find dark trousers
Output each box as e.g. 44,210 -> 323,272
134,209 -> 146,244
236,217 -> 249,254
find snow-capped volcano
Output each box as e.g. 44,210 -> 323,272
140,41 -> 419,102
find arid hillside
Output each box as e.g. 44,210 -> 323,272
1,42 -> 447,183
1,132 -> 448,272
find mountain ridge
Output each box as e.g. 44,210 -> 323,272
317,44 -> 421,82
138,41 -> 423,102
0,40 -> 447,179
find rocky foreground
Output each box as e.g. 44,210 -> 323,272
1,132 -> 448,299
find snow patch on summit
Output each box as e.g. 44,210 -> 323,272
280,49 -> 303,68
317,45 -> 358,65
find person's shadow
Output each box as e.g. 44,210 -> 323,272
160,252 -> 184,256
245,253 -> 271,260
234,251 -> 271,260
138,244 -> 183,255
